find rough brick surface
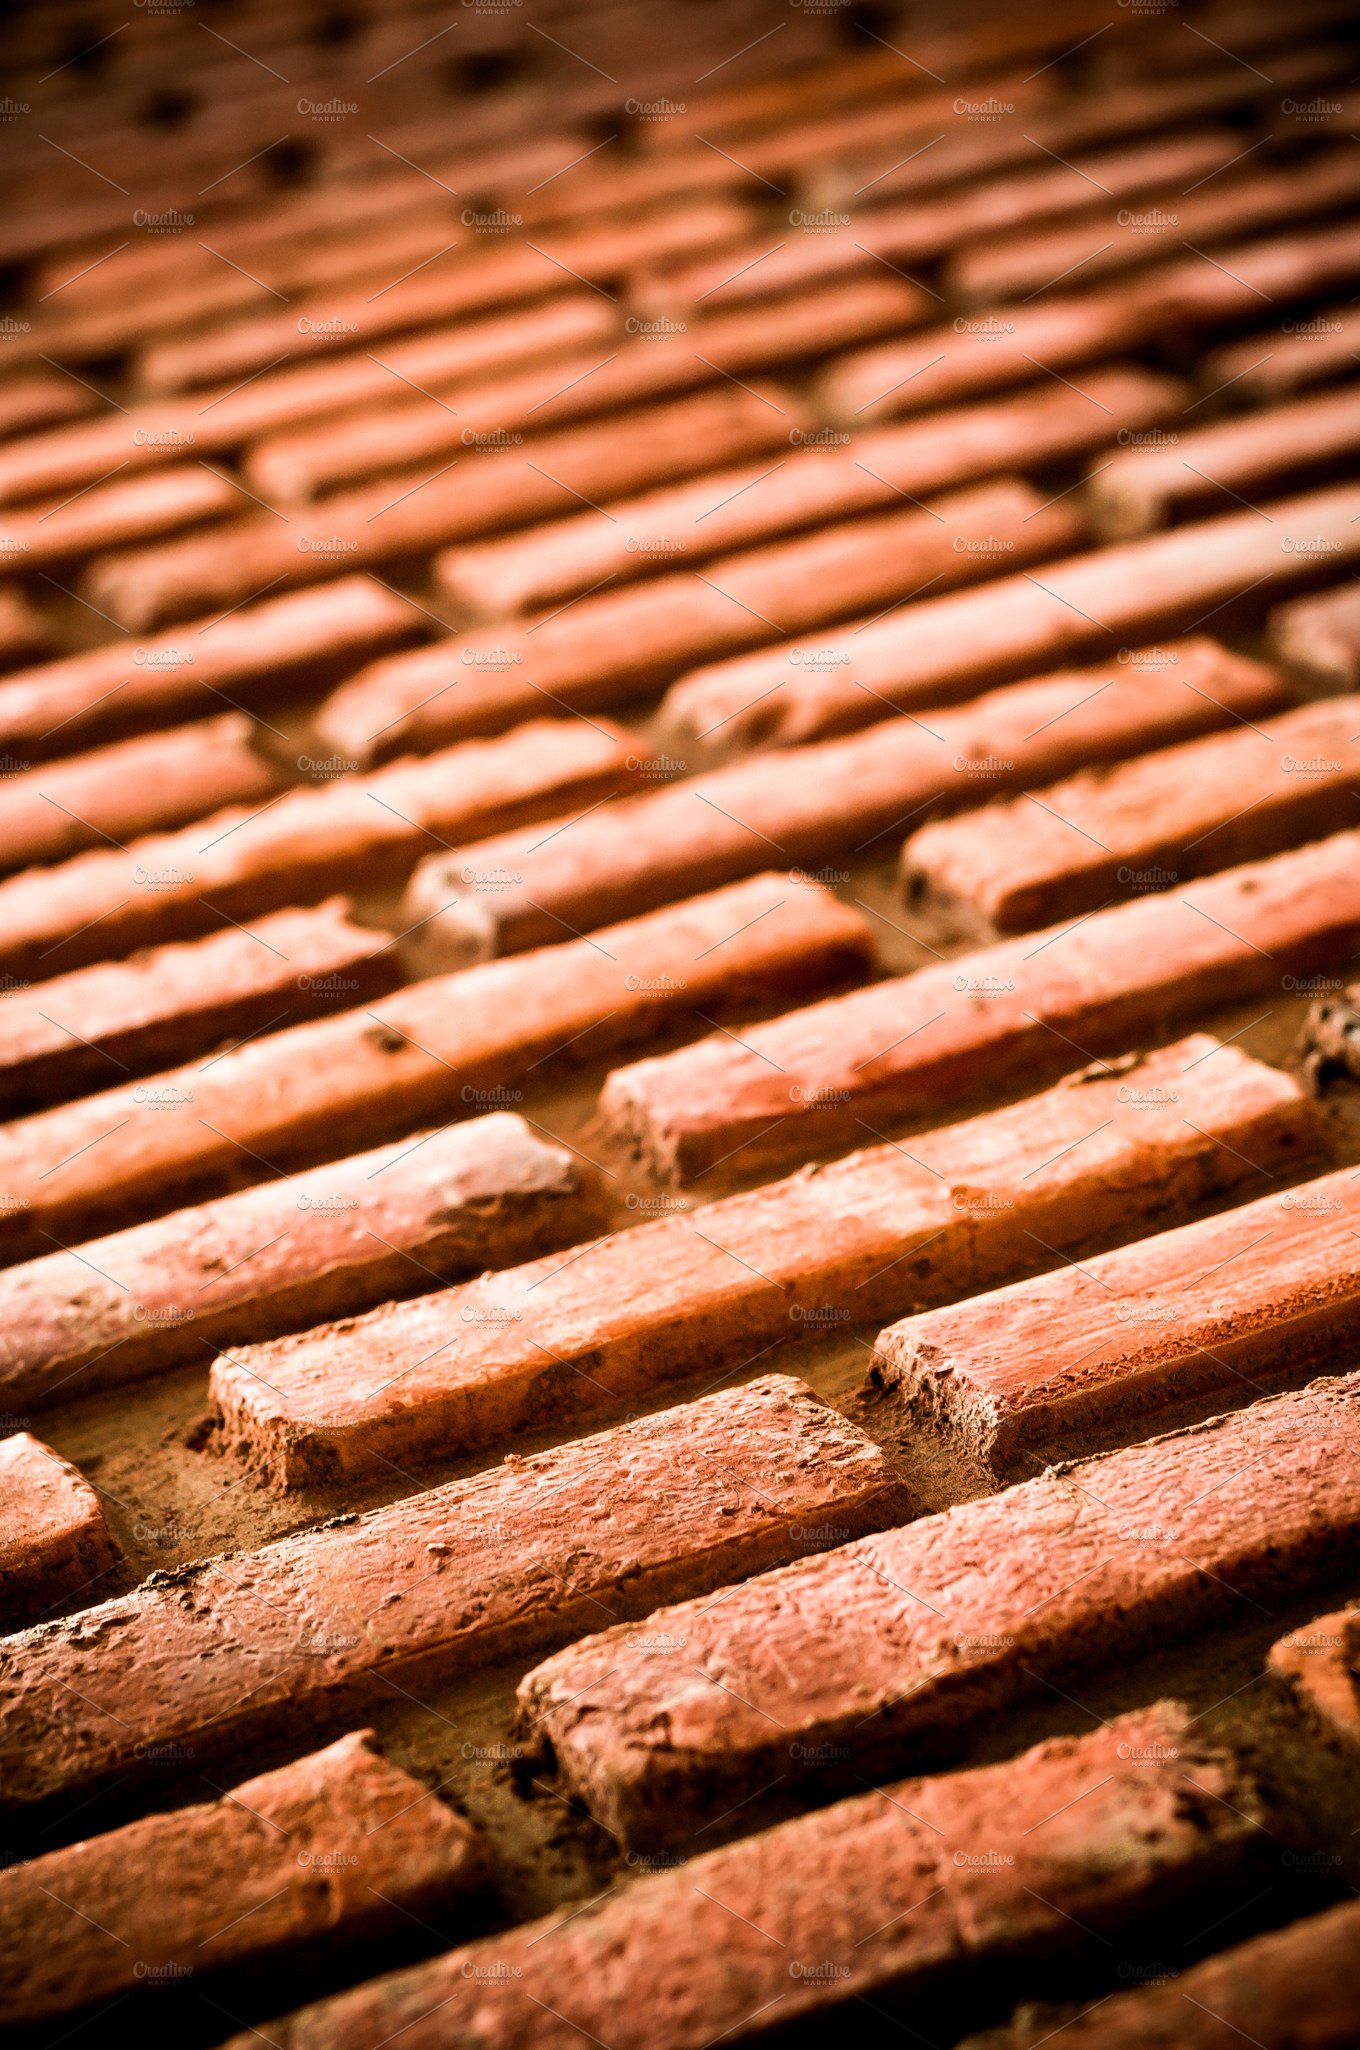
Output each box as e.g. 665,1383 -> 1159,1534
599,830 -> 1360,1181
965,1898 -> 1360,2049
399,642 -> 1288,970
208,1037 -> 1317,1487
0,1730 -> 483,2025
900,696 -> 1360,934
0,898 -> 399,1115
657,483 -> 1360,755
0,873 -> 871,1260
221,1706 -> 1269,2050
312,480 -> 1081,763
871,1167 -> 1360,1473
0,1377 -> 902,1809
519,1373 -> 1360,1847
0,1113 -> 604,1413
0,1432 -> 114,1625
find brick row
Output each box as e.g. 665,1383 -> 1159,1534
1089,383 -> 1360,538
0,294 -> 617,509
872,1164 -> 1360,1475
0,1113 -> 604,1414
85,385 -> 795,632
971,1899 -> 1360,2050
600,829 -> 1360,1182
0,1431 -> 114,1626
900,695 -> 1360,935
0,575 -> 424,763
0,1376 -> 902,1809
313,481 -> 1082,764
0,713 -> 282,874
208,1037 -> 1315,1488
519,1371 -> 1360,1848
0,874 -> 871,1260
657,482 -> 1360,756
218,1706 -> 1269,2050
0,716 -> 638,985
434,366 -> 1181,620
245,278 -> 921,503
949,146 -> 1360,305
398,641 -> 1288,971
0,1730 -> 483,2027
0,898 -> 397,1116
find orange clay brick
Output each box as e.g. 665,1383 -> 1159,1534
0,1113 -> 603,1413
0,1432 -> 114,1626
599,830 -> 1360,1183
206,1036 -> 1316,1488
518,1373 -> 1360,1849
0,1731 -> 484,2027
0,1377 -> 902,1810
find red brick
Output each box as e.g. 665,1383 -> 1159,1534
399,641 -> 1287,970
1269,579 -> 1360,693
313,481 -> 1082,763
519,1371 -> 1360,1848
657,482 -> 1360,754
948,148 -> 1360,305
0,1112 -> 604,1414
0,575 -> 425,762
900,696 -> 1360,934
217,1706 -> 1269,2050
1269,1607 -> 1360,1755
600,829 -> 1360,1183
0,1376 -> 901,1810
0,874 -> 872,1260
209,1037 -> 1316,1488
872,1164 -> 1360,1475
0,714 -> 281,874
0,1432 -> 114,1626
969,1898 -> 1360,2050
84,386 -> 795,632
0,1730 -> 483,2026
0,716 -> 639,985
0,897 -> 397,1115
247,278 -> 922,502
1089,384 -> 1360,537
435,367 -> 1182,620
